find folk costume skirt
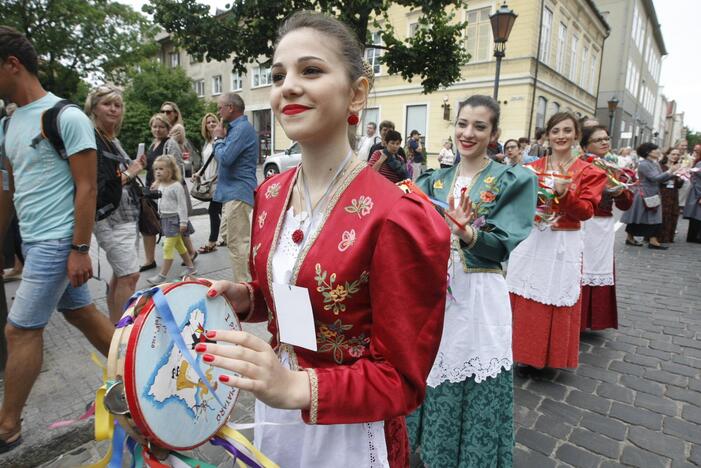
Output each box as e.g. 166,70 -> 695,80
580,216 -> 618,331
507,228 -> 583,369
406,371 -> 514,468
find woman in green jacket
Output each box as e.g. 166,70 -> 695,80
407,95 -> 537,467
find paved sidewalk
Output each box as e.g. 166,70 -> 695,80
0,211 -> 268,468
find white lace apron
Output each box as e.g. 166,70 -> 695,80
426,176 -> 512,387
581,216 -> 615,286
254,208 -> 389,468
506,227 -> 583,307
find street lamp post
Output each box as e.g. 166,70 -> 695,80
490,3 -> 518,101
607,96 -> 619,137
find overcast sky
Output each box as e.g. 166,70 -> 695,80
120,0 -> 700,132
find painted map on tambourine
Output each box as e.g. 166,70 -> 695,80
145,308 -> 217,417
131,283 -> 240,449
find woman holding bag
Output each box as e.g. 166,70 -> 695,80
192,113 -> 222,253
620,143 -> 680,249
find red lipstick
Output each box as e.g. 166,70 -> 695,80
282,104 -> 311,115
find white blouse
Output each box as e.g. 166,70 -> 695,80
254,208 -> 389,468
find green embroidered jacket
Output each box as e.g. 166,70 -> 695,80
416,160 -> 537,273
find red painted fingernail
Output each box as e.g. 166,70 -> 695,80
205,330 -> 216,339
207,289 -> 217,298
194,343 -> 206,352
218,374 -> 230,383
203,353 -> 215,363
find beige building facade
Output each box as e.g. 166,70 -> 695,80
594,0 -> 666,150
156,1 -> 608,159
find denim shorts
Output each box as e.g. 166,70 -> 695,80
9,237 -> 92,329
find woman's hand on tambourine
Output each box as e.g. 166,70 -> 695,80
195,330 -> 311,410
207,281 -> 250,316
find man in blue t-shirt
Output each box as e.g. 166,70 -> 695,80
0,26 -> 114,452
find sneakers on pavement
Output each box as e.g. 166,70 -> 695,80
180,266 -> 197,279
146,273 -> 167,285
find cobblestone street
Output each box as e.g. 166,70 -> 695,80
1,213 -> 699,467
514,218 -> 701,467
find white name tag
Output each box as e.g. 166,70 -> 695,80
272,283 -> 318,352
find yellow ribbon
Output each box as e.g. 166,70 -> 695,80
79,354 -> 113,468
217,425 -> 279,468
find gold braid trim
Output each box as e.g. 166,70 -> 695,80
305,368 -> 319,424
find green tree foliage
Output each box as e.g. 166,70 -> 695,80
120,62 -> 207,156
0,0 -> 156,100
684,128 -> 701,150
145,0 -> 469,94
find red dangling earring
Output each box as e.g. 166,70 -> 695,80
347,113 -> 360,126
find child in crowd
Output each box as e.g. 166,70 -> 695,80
367,129 -> 409,182
147,155 -> 196,284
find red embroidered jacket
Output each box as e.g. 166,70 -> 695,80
243,165 -> 450,465
528,157 -> 608,230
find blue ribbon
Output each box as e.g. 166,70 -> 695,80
429,196 -> 450,210
149,287 -> 224,407
108,421 -> 126,468
210,436 -> 263,468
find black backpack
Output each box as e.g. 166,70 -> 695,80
21,99 -> 122,220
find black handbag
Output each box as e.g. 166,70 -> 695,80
133,177 -> 161,236
190,149 -> 217,201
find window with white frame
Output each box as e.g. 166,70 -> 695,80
632,4 -> 639,44
193,79 -> 205,97
556,23 -> 567,73
230,72 -> 243,91
466,7 -> 492,62
405,105 -> 427,144
550,101 -> 561,115
169,51 -> 180,68
252,66 -> 272,88
409,22 -> 419,38
361,108 -> 380,133
365,31 -> 383,75
212,75 -> 222,95
539,7 -> 553,63
589,54 -> 597,94
569,35 -> 579,81
536,96 -> 548,128
625,59 -> 633,92
580,46 -> 589,89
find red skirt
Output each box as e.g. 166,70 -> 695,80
580,284 -> 618,331
511,293 -> 582,368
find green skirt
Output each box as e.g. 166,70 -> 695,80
406,370 -> 514,468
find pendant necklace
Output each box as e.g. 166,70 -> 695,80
292,150 -> 355,246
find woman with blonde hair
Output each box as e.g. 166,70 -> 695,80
140,113 -> 182,271
84,84 -> 145,321
193,112 -> 223,253
160,100 -> 183,126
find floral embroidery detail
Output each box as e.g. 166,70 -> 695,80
433,180 -> 444,190
462,173 -> 501,231
338,230 -> 356,252
264,183 -> 281,199
316,319 -> 370,364
479,190 -> 496,203
344,195 -> 374,218
314,263 -> 369,315
257,211 -> 267,229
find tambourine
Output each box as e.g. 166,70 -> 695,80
103,280 -> 241,451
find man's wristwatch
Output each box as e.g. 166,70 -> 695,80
71,243 -> 90,254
